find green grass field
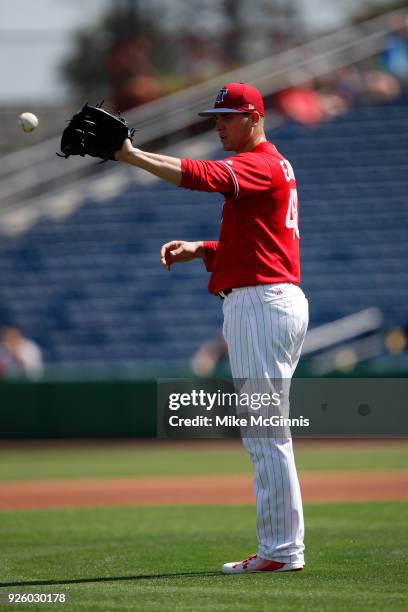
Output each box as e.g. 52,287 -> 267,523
0,441 -> 407,611
0,440 -> 407,480
0,503 -> 407,611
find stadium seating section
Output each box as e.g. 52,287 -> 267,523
0,97 -> 407,370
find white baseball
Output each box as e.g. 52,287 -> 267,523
18,112 -> 39,133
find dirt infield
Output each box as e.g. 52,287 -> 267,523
0,471 -> 407,510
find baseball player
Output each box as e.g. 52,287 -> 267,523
115,82 -> 309,573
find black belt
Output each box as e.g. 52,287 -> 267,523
218,288 -> 233,299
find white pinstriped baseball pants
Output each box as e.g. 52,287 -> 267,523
222,283 -> 309,565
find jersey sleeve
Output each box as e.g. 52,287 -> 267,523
181,153 -> 272,198
202,240 -> 218,272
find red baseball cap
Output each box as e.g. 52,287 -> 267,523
198,82 -> 265,117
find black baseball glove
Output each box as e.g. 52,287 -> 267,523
58,102 -> 135,161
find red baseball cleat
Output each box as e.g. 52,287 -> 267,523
222,553 -> 304,574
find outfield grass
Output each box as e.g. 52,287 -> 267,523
0,441 -> 407,481
0,502 -> 407,611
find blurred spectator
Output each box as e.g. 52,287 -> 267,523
106,37 -> 162,111
190,332 -> 228,377
379,15 -> 408,82
276,51 -> 404,128
318,64 -> 400,114
331,65 -> 365,107
363,69 -> 401,102
0,326 -> 44,380
275,84 -> 325,125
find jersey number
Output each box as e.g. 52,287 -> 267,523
286,188 -> 299,239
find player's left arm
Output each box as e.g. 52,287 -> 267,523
115,139 -> 182,185
114,140 -> 240,195
115,140 -> 272,196
115,138 -> 232,191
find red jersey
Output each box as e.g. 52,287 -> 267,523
180,141 -> 300,295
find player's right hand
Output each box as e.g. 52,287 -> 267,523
160,241 -> 203,270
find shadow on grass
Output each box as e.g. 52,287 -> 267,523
0,571 -> 222,588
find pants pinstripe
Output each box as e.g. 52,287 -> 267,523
222,283 -> 309,565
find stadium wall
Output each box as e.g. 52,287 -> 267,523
0,380 -> 156,439
1,370 -> 405,439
